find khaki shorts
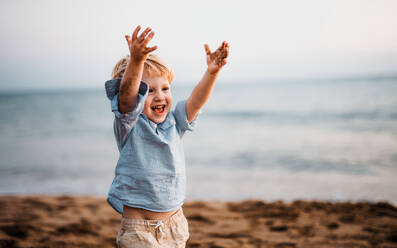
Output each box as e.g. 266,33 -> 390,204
116,208 -> 190,248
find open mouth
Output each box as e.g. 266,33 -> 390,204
151,104 -> 166,114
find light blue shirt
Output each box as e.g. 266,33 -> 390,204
105,78 -> 197,214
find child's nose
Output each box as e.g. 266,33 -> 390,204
154,91 -> 165,100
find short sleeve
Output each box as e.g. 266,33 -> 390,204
173,100 -> 199,136
110,82 -> 149,151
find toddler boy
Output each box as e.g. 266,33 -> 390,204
105,25 -> 229,247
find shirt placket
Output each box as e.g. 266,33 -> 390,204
150,122 -> 159,135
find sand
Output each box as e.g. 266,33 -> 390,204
0,196 -> 396,248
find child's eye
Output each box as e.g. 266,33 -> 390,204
162,87 -> 169,91
149,89 -> 154,93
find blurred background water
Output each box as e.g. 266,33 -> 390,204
1,77 -> 397,204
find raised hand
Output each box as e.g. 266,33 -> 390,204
125,26 -> 158,63
204,41 -> 230,74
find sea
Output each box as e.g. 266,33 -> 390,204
1,77 -> 397,204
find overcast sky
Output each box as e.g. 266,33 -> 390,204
0,0 -> 396,91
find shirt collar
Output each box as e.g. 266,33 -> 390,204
140,112 -> 175,130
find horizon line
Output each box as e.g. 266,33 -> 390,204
1,72 -> 396,95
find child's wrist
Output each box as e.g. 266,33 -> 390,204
130,52 -> 146,63
129,55 -> 145,65
206,68 -> 220,76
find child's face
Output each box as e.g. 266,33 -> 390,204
142,74 -> 172,124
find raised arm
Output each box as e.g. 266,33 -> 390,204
185,41 -> 230,122
119,26 -> 157,114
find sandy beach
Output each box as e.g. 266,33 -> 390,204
0,196 -> 396,247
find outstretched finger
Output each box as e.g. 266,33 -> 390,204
223,44 -> 230,57
143,32 -> 155,46
138,27 -> 152,42
132,26 -> 141,40
204,44 -> 211,55
125,35 -> 131,44
144,45 -> 158,54
225,48 -> 229,58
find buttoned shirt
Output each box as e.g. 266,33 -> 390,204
105,78 -> 197,214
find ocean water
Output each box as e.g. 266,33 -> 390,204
1,78 -> 397,204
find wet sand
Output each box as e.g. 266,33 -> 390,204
0,196 -> 396,247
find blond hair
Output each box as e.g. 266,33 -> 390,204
111,54 -> 174,83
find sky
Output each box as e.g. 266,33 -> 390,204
0,0 -> 397,91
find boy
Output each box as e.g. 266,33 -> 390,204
105,25 -> 229,248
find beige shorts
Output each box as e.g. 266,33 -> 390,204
116,208 -> 190,248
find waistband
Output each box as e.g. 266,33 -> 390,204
120,208 -> 184,231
